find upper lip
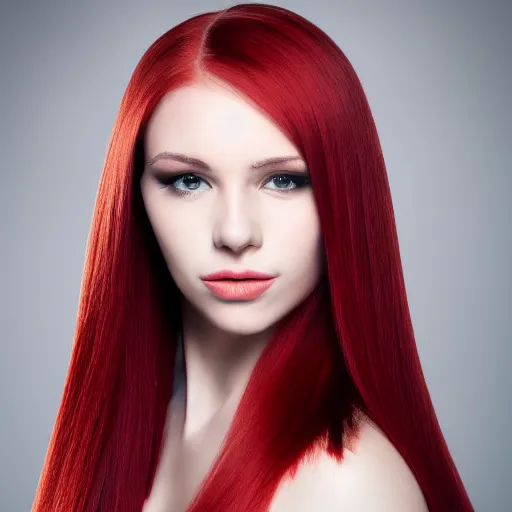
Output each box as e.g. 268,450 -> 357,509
201,270 -> 276,281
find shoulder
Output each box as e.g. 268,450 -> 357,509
270,415 -> 429,512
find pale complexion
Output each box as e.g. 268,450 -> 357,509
140,79 -> 324,510
140,80 -> 428,511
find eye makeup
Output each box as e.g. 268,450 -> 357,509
151,170 -> 311,196
263,173 -> 311,191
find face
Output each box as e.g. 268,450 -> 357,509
140,81 -> 324,335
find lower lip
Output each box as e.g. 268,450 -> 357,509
202,278 -> 276,300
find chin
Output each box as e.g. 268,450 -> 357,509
203,305 -> 279,336
180,290 -> 290,337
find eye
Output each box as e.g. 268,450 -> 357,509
159,172 -> 211,194
263,173 -> 311,191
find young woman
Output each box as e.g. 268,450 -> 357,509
32,3 -> 474,511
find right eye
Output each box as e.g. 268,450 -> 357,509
159,173 -> 211,194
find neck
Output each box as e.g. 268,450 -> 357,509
177,298 -> 274,441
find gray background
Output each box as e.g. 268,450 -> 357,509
0,0 -> 510,510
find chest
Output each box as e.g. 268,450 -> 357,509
143,417 -> 332,512
143,399 -> 235,512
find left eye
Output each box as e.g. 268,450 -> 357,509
264,174 -> 310,191
174,174 -> 208,191
160,173 -> 210,193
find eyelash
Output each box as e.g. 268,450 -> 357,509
156,172 -> 311,196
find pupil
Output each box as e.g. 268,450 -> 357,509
275,176 -> 291,188
183,175 -> 200,189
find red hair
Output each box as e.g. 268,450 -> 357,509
32,4 -> 473,511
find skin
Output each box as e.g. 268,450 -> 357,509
140,78 -> 324,510
140,79 -> 428,511
140,79 -> 324,439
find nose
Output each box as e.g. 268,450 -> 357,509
212,191 -> 262,254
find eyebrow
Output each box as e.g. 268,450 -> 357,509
145,152 -> 306,170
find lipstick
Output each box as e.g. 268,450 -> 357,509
200,270 -> 277,301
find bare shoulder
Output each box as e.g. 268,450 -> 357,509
270,415 -> 429,512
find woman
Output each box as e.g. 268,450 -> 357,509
32,3 -> 474,511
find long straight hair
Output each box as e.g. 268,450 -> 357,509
32,4 -> 473,511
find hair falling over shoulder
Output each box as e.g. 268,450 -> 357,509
32,3 -> 474,511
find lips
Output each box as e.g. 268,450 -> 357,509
201,270 -> 276,281
200,270 -> 277,300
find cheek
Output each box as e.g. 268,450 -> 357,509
160,227 -> 205,273
267,199 -> 323,275
143,197 -> 207,273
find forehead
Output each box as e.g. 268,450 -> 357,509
144,83 -> 300,168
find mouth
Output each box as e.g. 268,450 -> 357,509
200,270 -> 277,301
